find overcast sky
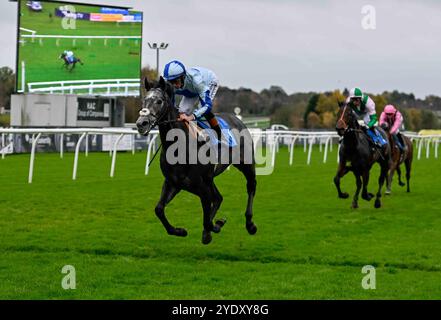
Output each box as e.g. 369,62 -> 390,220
1,0 -> 440,98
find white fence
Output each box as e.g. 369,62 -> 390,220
0,128 -> 439,184
20,34 -> 141,47
27,79 -> 140,96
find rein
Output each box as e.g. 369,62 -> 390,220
148,143 -> 162,167
339,105 -> 363,134
338,105 -> 348,129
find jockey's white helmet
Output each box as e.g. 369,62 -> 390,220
349,87 -> 363,99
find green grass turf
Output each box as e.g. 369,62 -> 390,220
0,146 -> 440,299
17,1 -> 142,91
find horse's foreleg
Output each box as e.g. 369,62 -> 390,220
361,171 -> 374,201
375,164 -> 389,208
334,160 -> 350,199
352,173 -> 362,209
155,181 -> 186,237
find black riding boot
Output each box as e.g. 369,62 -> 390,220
212,124 -> 222,142
397,133 -> 407,153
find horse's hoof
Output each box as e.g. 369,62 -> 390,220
202,230 -> 212,245
246,223 -> 257,235
362,193 -> 374,201
374,199 -> 381,209
173,228 -> 188,237
352,202 -> 359,209
213,218 -> 227,233
339,192 -> 349,199
399,182 -> 406,187
385,190 -> 391,196
216,218 -> 227,227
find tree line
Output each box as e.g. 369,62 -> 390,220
1,65 -> 440,131
271,89 -> 441,131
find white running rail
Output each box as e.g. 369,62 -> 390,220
0,128 -> 439,183
21,35 -> 142,39
28,79 -> 140,96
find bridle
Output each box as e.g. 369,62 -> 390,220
337,105 -> 349,130
141,88 -> 179,131
337,104 -> 362,134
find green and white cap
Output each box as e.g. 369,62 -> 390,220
349,87 -> 363,99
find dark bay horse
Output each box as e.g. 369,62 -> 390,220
136,77 -> 257,245
380,124 -> 413,194
334,105 -> 392,209
59,53 -> 83,72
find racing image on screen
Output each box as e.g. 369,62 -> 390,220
16,0 -> 143,96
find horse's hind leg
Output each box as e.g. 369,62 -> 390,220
234,164 -> 257,235
211,183 -> 223,217
211,184 -> 226,234
200,190 -> 216,245
155,180 -> 186,237
396,165 -> 406,187
386,162 -> 398,195
352,173 -> 362,209
405,157 -> 412,193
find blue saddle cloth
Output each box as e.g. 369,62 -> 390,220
196,117 -> 237,147
367,128 -> 388,146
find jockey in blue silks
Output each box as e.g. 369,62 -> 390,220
163,60 -> 221,139
64,50 -> 74,64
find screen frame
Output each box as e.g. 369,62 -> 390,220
14,0 -> 21,93
14,0 -> 143,97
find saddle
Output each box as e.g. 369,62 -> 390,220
187,117 -> 237,147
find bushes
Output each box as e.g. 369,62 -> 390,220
0,114 -> 10,127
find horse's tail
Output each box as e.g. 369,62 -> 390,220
402,134 -> 414,159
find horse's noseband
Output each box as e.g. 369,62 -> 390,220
140,89 -> 172,130
139,108 -> 150,117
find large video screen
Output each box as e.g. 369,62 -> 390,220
16,0 -> 143,96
